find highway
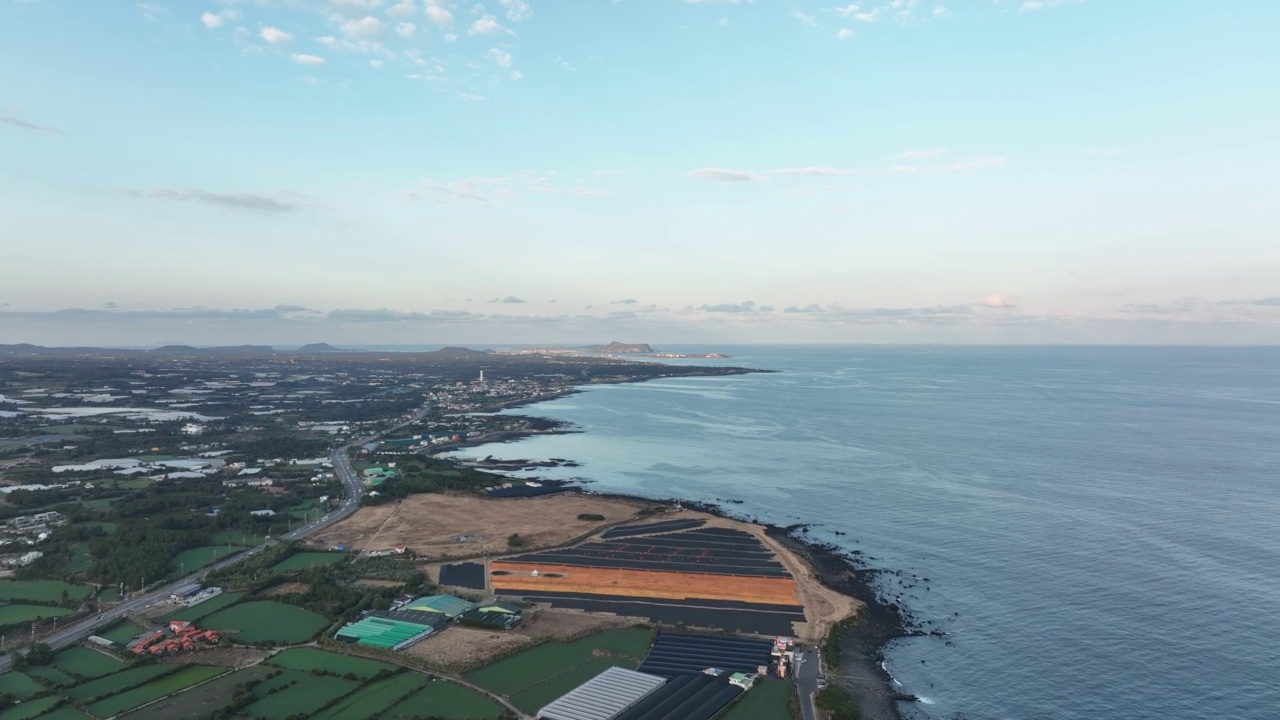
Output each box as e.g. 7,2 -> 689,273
0,407 -> 430,674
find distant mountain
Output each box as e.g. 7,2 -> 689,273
586,342 -> 655,354
294,343 -> 344,353
149,345 -> 276,355
432,346 -> 492,357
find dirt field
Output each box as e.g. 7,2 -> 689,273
311,492 -> 656,558
159,647 -> 270,668
491,562 -> 801,606
262,582 -> 310,597
404,608 -> 628,668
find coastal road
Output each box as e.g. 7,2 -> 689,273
0,406 -> 431,674
795,648 -> 821,720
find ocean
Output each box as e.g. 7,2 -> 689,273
440,345 -> 1280,720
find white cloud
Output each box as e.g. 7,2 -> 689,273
259,27 -> 293,44
488,48 -> 512,68
896,147 -> 945,158
952,156 -> 1006,170
396,21 -> 416,37
292,53 -> 326,65
773,167 -> 845,176
386,0 -> 417,16
370,59 -> 385,68
1020,0 -> 1072,11
687,168 -> 761,182
201,12 -> 224,29
498,0 -> 532,21
982,293 -> 1016,309
329,0 -> 386,15
792,9 -> 818,27
425,3 -> 454,26
468,15 -> 507,35
932,5 -> 949,18
510,70 -> 524,80
342,15 -> 385,39
836,27 -> 853,40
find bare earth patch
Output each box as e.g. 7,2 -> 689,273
404,625 -> 534,668
160,647 -> 270,668
311,491 -> 655,558
261,582 -> 310,597
354,578 -> 403,589
516,607 -> 630,640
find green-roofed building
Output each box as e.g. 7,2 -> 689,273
402,594 -> 475,618
335,615 -> 435,650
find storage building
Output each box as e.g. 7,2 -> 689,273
537,666 -> 667,720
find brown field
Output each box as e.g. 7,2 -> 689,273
262,582 -> 309,597
490,562 -> 801,606
311,492 -> 656,558
404,609 -> 628,668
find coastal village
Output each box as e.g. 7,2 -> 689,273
0,346 -> 867,720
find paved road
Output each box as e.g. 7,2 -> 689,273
0,407 -> 431,673
795,647 -> 821,720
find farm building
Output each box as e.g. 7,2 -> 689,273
537,666 -> 667,720
334,614 -> 437,650
402,594 -> 475,618
457,603 -> 523,630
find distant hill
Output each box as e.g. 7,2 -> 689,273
431,346 -> 491,357
586,342 -> 655,354
149,345 -> 276,355
294,343 -> 344,353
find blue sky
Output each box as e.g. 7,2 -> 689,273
2,0 -> 1278,345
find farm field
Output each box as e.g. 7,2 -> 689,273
119,666 -> 272,720
86,666 -> 224,718
26,705 -> 92,720
164,591 -> 245,622
200,600 -> 328,643
0,605 -> 73,626
210,530 -> 265,546
243,675 -> 358,719
98,620 -> 145,645
270,552 -> 344,571
64,665 -> 173,702
0,671 -> 43,700
490,562 -> 801,606
0,695 -> 62,720
250,670 -> 310,698
267,648 -> 394,678
170,545 -> 246,572
381,680 -> 504,720
719,679 -> 796,720
51,647 -> 124,679
465,628 -> 653,696
24,666 -> 77,687
311,672 -> 425,720
509,657 -> 639,715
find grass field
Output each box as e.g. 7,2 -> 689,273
27,705 -> 91,720
170,545 -> 246,572
0,695 -> 63,720
210,530 -> 265,546
51,647 -> 124,679
0,605 -> 73,627
270,552 -> 345,571
64,665 -> 173,702
119,666 -> 271,720
0,581 -> 91,603
719,679 -> 795,720
465,628 -> 653,696
0,671 -> 43,700
509,658 -> 639,714
24,665 -> 77,687
243,676 -> 358,719
267,648 -> 395,678
311,672 -> 425,720
163,591 -> 245,622
86,666 -> 224,718
382,680 -> 504,720
200,600 -> 329,643
98,620 -> 145,645
250,670 -> 310,698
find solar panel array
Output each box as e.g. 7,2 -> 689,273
637,632 -> 775,678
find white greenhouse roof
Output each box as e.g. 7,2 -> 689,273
537,667 -> 666,720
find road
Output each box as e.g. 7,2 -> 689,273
0,407 -> 431,674
795,647 -> 822,720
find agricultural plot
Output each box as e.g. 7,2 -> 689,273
267,648 -> 395,678
382,680 -> 505,720
311,671 -> 425,720
170,545 -> 246,572
491,563 -> 800,605
466,628 -> 653,696
119,666 -> 272,720
270,552 -> 344,571
0,695 -> 63,720
164,591 -> 244,622
0,671 -> 43,700
24,666 -> 77,687
200,600 -> 329,643
64,665 -> 173,702
243,675 -> 358,719
98,620 -> 145,645
51,647 -> 124,679
718,679 -> 795,720
86,666 -> 224,718
251,670 -> 310,698
27,705 -> 91,720
0,605 -> 73,626
509,657 -> 639,715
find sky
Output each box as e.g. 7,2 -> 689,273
1,0 -> 1279,346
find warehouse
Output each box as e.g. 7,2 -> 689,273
334,614 -> 436,650
537,666 -> 667,720
402,594 -> 476,618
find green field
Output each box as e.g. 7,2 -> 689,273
0,672 -> 43,700
509,658 -> 638,714
27,705 -> 91,720
0,605 -> 73,627
86,666 -> 224,718
270,552 -> 345,571
98,620 -> 145,645
312,672 -> 425,720
64,665 -> 173,702
465,628 -> 653,696
0,695 -> 63,720
0,581 -> 91,603
119,666 -> 271,720
382,680 -> 505,720
250,670 -> 310,698
210,530 -> 265,546
719,679 -> 796,720
163,591 -> 244,622
24,665 -> 77,687
267,648 -> 395,678
51,647 -> 124,679
170,545 -> 247,572
200,600 -> 329,643
243,676 -> 358,719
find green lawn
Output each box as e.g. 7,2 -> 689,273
465,628 -> 653,696
243,676 -> 358,719
0,672 -> 44,700
51,647 -> 124,679
86,666 -> 224,718
64,665 -> 173,702
0,581 -> 91,603
382,680 -> 504,720
0,605 -> 73,627
163,591 -> 244,622
719,679 -> 796,720
97,620 -> 145,645
0,695 -> 63,720
509,658 -> 638,714
170,545 -> 246,572
311,672 -> 425,720
267,648 -> 395,678
200,600 -> 329,644
270,552 -> 345,571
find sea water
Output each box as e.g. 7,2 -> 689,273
441,346 -> 1280,720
